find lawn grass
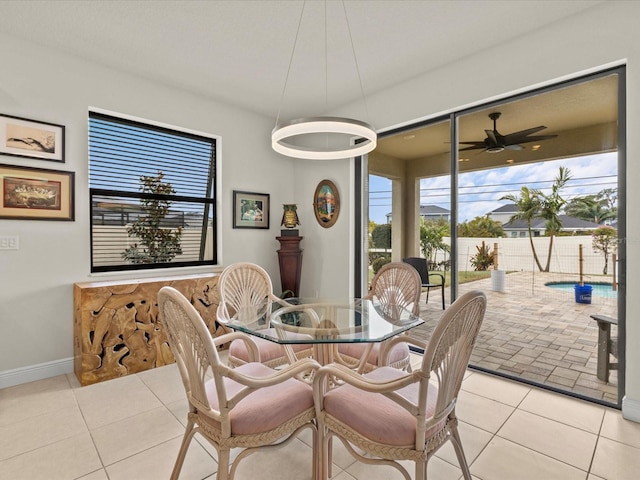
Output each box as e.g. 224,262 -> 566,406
367,266 -> 492,287
442,270 -> 492,287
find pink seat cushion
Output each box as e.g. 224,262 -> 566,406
323,366 -> 439,446
229,328 -> 312,363
205,362 -> 313,435
338,341 -> 410,367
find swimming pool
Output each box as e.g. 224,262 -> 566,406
544,281 -> 618,298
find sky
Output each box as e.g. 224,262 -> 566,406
368,152 -> 618,224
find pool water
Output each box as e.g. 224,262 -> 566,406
545,281 -> 618,298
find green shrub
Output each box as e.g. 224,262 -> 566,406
372,256 -> 391,274
470,241 -> 494,271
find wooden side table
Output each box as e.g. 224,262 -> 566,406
276,235 -> 303,296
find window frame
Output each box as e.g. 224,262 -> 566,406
88,109 -> 219,273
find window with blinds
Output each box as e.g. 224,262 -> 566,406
89,111 -> 217,273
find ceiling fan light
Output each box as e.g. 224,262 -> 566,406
486,146 -> 505,153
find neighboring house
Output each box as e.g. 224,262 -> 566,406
386,204 -> 450,224
487,203 -> 519,226
488,204 -> 602,237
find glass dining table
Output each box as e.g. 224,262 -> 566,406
225,297 -> 424,368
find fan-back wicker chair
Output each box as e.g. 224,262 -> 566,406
337,262 -> 422,373
403,257 -> 446,310
217,262 -> 313,368
158,286 -> 320,480
314,290 -> 487,480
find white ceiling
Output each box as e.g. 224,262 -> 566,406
0,0 -> 604,122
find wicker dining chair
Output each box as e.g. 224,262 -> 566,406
158,286 -> 320,480
336,262 -> 422,373
217,262 -> 313,367
314,290 -> 487,480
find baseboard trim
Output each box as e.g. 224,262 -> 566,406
0,357 -> 74,389
622,396 -> 640,423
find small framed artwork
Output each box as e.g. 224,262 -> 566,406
233,190 -> 270,229
313,179 -> 340,228
0,164 -> 75,220
0,114 -> 65,163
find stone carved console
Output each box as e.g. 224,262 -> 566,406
73,273 -> 225,386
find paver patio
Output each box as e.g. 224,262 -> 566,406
412,270 -> 619,405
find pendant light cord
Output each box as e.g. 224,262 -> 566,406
275,0 -> 372,128
341,0 -> 371,124
275,0 -> 307,129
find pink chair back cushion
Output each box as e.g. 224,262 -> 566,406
323,366 -> 440,446
205,362 -> 313,435
229,328 -> 312,362
338,342 -> 409,365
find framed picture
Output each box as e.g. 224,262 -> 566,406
313,179 -> 340,228
0,164 -> 75,220
0,114 -> 65,163
233,190 -> 270,229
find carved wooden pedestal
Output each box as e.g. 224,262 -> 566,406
73,273 -> 225,386
276,235 -> 303,297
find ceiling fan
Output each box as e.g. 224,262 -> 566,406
459,112 -> 557,153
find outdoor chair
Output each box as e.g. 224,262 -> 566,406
217,262 -> 313,368
337,262 -> 422,373
314,290 -> 487,480
403,257 -> 446,310
158,286 -> 320,480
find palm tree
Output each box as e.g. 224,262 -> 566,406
538,166 -> 572,272
565,194 -> 617,224
420,218 -> 451,267
500,186 -> 544,271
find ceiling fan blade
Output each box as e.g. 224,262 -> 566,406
458,144 -> 485,151
502,126 -> 548,143
514,134 -> 559,144
485,129 -> 499,145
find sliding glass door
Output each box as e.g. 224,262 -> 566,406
362,67 -> 625,407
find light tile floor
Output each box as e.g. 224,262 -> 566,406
1,353 -> 639,480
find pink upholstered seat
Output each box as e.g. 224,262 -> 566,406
229,327 -> 314,365
205,362 -> 314,435
336,342 -> 410,370
314,290 -> 487,480
323,366 -> 442,446
158,286 -> 320,480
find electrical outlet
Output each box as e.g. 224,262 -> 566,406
0,235 -> 19,250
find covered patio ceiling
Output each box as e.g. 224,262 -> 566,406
371,73 -> 619,176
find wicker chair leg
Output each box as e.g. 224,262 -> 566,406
171,417 -> 197,480
217,448 -> 231,480
318,428 -> 332,480
449,424 -> 472,480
